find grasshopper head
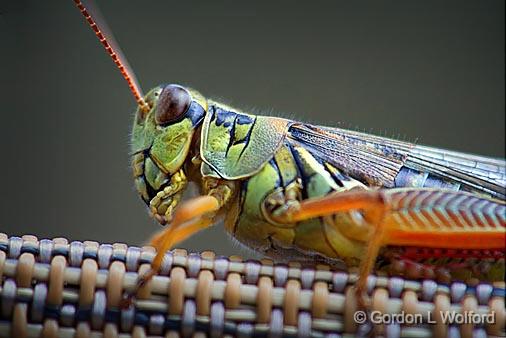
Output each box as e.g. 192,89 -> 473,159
130,84 -> 207,224
72,0 -> 208,224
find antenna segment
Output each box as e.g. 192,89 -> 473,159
73,0 -> 150,112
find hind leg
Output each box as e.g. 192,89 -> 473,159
267,189 -> 390,308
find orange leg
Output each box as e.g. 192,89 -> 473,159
355,217 -> 387,308
122,195 -> 221,307
148,217 -> 213,249
288,190 -> 387,223
150,195 -> 220,268
274,189 -> 390,308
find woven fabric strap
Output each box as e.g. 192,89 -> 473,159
0,233 -> 504,338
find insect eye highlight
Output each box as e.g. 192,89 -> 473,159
155,85 -> 191,125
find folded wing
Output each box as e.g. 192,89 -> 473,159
287,123 -> 505,199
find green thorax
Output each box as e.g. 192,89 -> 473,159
200,102 -> 291,180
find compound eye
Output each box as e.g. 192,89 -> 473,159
155,85 -> 191,125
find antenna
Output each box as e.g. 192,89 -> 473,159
73,0 -> 150,112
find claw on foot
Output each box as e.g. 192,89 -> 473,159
355,286 -> 371,310
120,268 -> 157,309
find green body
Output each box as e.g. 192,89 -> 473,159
230,141 -> 367,264
131,85 -> 368,264
131,84 -> 505,279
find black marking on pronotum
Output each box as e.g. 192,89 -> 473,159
225,114 -> 238,156
214,108 -> 236,127
236,117 -> 257,161
231,115 -> 255,146
236,114 -> 254,125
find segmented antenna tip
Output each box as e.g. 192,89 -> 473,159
73,0 -> 150,113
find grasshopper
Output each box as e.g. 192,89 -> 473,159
73,1 -> 505,303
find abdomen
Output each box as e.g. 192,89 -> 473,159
383,188 -> 506,250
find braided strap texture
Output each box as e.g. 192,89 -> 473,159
0,233 -> 504,338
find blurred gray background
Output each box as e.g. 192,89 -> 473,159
0,1 -> 504,257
